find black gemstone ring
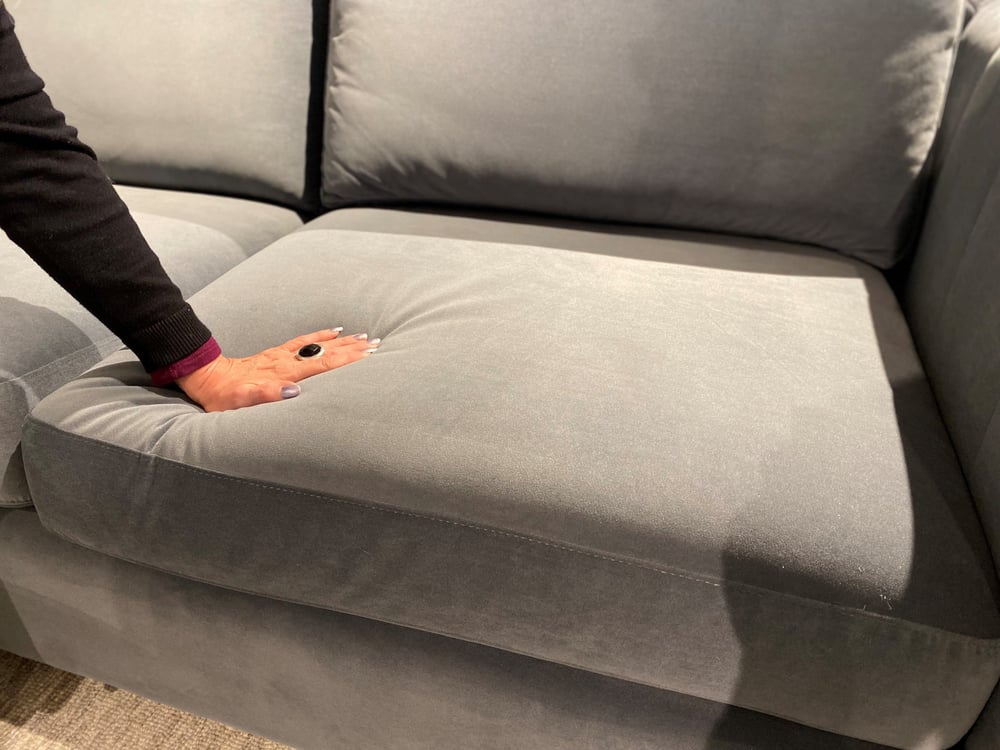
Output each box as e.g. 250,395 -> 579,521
296,343 -> 324,360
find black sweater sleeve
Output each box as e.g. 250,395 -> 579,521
0,4 -> 212,372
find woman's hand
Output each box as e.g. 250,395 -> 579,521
176,328 -> 379,412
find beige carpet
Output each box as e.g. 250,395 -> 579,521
0,650 -> 291,749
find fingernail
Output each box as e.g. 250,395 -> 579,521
281,385 -> 301,399
368,338 -> 382,346
353,333 -> 368,340
364,348 -> 379,354
331,326 -> 344,333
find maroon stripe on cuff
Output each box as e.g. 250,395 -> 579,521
149,337 -> 222,387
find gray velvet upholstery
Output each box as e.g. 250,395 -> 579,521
902,9 -> 1000,741
0,507 -> 891,750
905,1 -> 1000,576
322,0 -> 964,267
113,186 -> 304,256
0,188 -> 301,508
22,222 -> 1000,748
6,2 -> 1000,748
937,2 -> 1000,157
11,0 -> 323,209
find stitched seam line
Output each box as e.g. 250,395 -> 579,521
0,336 -> 118,389
0,499 -> 33,509
24,417 -> 1000,651
36,516 -> 1000,709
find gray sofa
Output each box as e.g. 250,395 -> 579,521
2,1 -> 999,748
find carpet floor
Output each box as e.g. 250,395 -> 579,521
0,650 -> 291,749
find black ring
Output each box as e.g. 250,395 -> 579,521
296,343 -> 324,360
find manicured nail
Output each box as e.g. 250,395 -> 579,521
368,338 -> 381,346
331,326 -> 344,333
364,348 -> 379,354
353,333 -> 368,340
281,385 -> 301,399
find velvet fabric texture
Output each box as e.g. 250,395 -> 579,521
0,507 -> 894,750
11,0 -> 325,210
321,0 -> 964,267
22,223 -> 1000,748
0,187 -> 302,509
114,186 -> 305,259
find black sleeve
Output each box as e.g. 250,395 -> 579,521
0,4 -> 212,372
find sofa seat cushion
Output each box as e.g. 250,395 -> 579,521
1,189 -> 301,508
114,186 -> 304,257
21,217 -> 1000,749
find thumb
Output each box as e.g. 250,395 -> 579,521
227,381 -> 302,411
266,381 -> 303,404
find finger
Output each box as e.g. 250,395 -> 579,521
322,345 -> 378,371
280,328 -> 345,353
323,332 -> 377,349
292,341 -> 377,379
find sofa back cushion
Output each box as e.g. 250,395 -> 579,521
322,0 -> 963,267
11,0 -> 324,210
905,3 -> 1000,573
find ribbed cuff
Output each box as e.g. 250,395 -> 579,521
149,337 -> 222,387
125,304 -> 213,371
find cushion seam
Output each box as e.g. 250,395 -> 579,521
0,336 -> 118,388
0,499 -> 33,509
24,416 -> 1000,651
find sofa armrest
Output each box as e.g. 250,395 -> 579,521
937,3 -> 1000,160
905,0 -> 1000,596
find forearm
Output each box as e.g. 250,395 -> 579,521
0,4 -> 210,371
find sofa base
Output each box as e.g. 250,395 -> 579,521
0,507 -> 891,750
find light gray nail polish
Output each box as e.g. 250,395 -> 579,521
353,333 -> 368,340
364,348 -> 379,354
331,326 -> 344,333
281,385 -> 301,399
368,338 -> 382,346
